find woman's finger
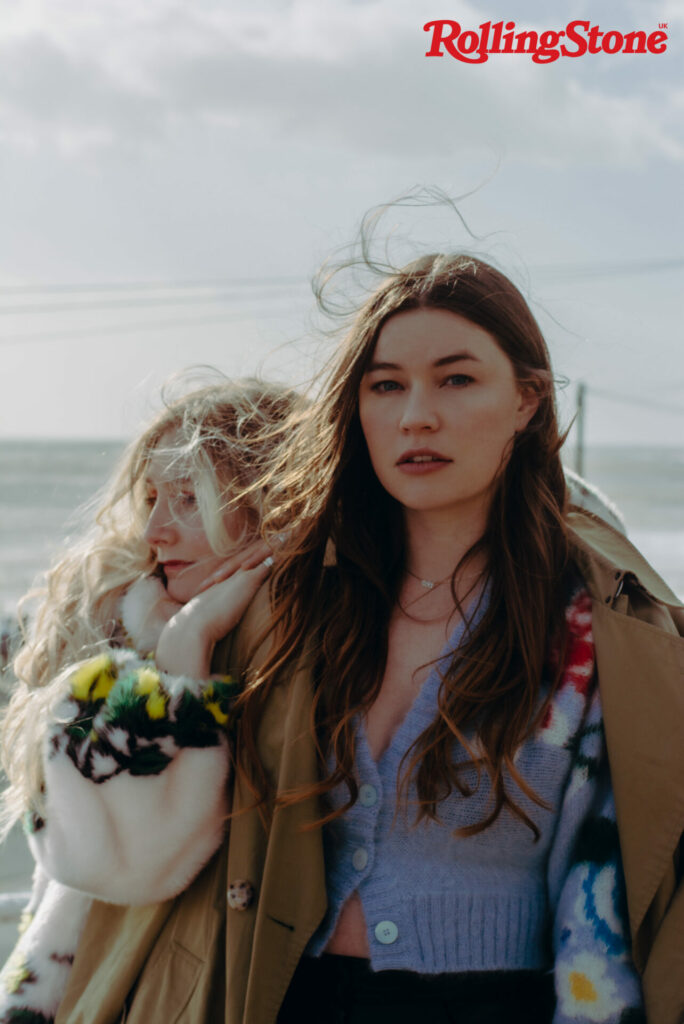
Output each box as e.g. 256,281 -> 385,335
239,545 -> 274,571
240,538 -> 272,563
178,558 -> 274,649
194,561 -> 238,594
194,540 -> 272,594
194,553 -> 245,593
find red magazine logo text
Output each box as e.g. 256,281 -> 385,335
424,20 -> 669,64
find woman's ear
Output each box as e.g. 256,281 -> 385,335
514,386 -> 540,433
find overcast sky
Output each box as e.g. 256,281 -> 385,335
0,0 -> 682,445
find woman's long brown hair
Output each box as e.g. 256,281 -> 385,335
236,253 -> 571,838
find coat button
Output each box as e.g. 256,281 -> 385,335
227,879 -> 255,911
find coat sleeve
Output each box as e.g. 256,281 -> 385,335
26,649 -> 237,906
548,686 -> 645,1024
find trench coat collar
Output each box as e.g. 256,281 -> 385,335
566,509 -> 683,609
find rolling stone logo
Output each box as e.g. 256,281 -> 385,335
424,19 -> 669,64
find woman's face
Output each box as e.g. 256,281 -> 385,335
142,434 -> 239,604
358,308 -> 538,527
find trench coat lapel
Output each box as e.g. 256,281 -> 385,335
591,599 -> 684,960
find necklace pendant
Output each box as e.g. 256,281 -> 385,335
421,579 -> 435,590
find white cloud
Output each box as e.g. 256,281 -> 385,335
0,0 -> 680,163
0,32 -> 164,153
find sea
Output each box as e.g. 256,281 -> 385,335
1,439 -> 683,633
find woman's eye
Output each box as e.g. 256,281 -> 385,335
444,374 -> 473,388
371,380 -> 402,393
179,492 -> 197,507
144,494 -> 156,508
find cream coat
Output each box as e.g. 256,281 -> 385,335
55,511 -> 684,1024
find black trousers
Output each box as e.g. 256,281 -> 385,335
277,954 -> 556,1024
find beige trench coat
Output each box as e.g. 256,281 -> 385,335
55,511 -> 684,1024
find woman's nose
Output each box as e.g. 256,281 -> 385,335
143,500 -> 176,547
399,387 -> 439,433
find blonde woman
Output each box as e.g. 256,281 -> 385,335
0,376 -> 297,1023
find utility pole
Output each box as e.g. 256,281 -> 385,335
575,381 -> 586,478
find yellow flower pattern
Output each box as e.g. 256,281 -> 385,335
134,667 -> 168,719
70,654 -> 117,701
570,971 -> 598,1003
202,682 -> 230,725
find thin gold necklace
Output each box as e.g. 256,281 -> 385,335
405,567 -> 452,591
399,570 -> 453,615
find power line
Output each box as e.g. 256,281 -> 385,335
0,290 -> 308,317
0,275 -> 308,296
0,256 -> 681,299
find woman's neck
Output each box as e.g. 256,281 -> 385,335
403,505 -> 488,585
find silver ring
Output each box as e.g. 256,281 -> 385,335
261,555 -> 274,568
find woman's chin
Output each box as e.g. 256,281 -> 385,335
164,581 -> 191,606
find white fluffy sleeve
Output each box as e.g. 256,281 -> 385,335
27,649 -> 233,906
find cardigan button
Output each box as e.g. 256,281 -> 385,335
359,784 -> 378,807
227,879 -> 255,911
374,920 -> 398,945
352,847 -> 369,871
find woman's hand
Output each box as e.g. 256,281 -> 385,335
155,540 -> 273,678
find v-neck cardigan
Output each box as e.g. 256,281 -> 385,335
305,585 -> 595,974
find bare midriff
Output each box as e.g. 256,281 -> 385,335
324,892 -> 371,956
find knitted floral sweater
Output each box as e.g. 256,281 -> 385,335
0,581 -> 644,1024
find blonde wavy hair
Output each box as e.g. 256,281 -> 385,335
1,374 -> 298,837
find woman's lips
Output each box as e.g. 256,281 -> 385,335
160,561 -> 191,574
396,450 -> 452,475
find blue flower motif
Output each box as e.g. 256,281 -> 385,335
579,864 -> 628,957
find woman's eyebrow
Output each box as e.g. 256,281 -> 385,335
365,360 -> 401,372
366,351 -> 481,373
434,351 -> 481,367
